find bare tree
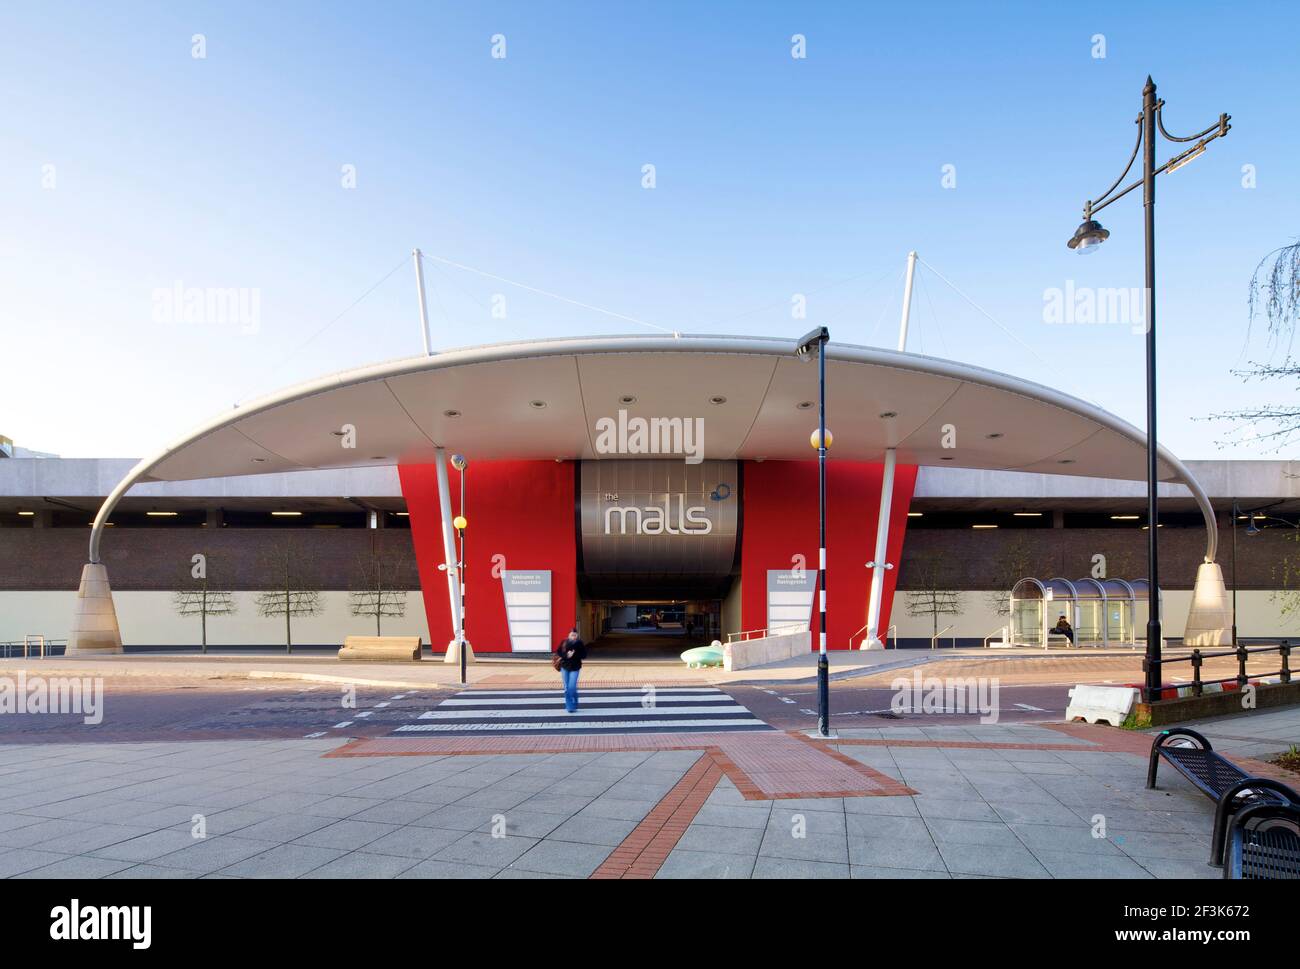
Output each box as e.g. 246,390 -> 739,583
1270,529 -> 1300,626
1210,240 -> 1300,449
348,538 -> 410,635
903,554 -> 965,641
173,555 -> 236,653
255,539 -> 322,653
983,533 -> 1039,617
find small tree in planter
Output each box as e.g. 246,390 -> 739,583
348,540 -> 410,636
173,553 -> 236,653
903,554 -> 965,643
255,539 -> 322,653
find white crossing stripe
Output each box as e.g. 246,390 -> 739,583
392,686 -> 772,737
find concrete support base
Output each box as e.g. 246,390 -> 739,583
67,563 -> 123,655
443,639 -> 476,664
859,636 -> 886,650
1183,561 -> 1233,647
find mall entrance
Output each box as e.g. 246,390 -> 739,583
581,599 -> 723,660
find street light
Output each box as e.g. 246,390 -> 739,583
1069,77 -> 1230,704
796,325 -> 832,738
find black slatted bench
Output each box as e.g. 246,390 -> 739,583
1223,801 -> 1300,879
1147,727 -> 1299,866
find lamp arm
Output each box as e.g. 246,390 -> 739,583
1083,116 -> 1144,217
1155,102 -> 1231,143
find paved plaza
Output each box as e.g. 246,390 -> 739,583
1,700 -> 1295,879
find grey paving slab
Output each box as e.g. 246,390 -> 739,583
657,849 -> 756,879
106,864 -> 203,879
14,855 -> 136,879
508,839 -> 612,877
843,795 -> 921,817
150,835 -> 282,873
396,858 -> 500,879
1031,850 -> 1156,879
752,856 -> 851,878
576,797 -> 658,822
88,827 -> 202,863
693,803 -> 773,829
846,813 -> 931,842
987,799 -> 1083,826
851,865 -> 951,878
914,797 -> 1001,822
760,810 -> 849,864
349,800 -> 443,826
936,840 -> 1051,878
435,831 -> 539,867
299,851 -> 423,879
230,813 -> 336,843
293,819 -> 400,851
848,835 -> 947,872
677,822 -> 765,856
364,824 -> 465,859
544,815 -> 640,847
0,848 -> 77,878
300,795 -> 387,819
220,843 -> 346,878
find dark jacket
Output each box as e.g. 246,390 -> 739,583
555,636 -> 587,671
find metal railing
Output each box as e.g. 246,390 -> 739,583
1163,640 -> 1292,697
930,625 -> 955,650
1,636 -> 66,659
983,625 -> 1010,649
848,623 -> 897,650
725,625 -> 805,644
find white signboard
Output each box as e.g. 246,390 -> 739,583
767,568 -> 817,634
502,570 -> 552,652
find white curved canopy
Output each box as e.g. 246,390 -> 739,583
89,334 -> 1217,563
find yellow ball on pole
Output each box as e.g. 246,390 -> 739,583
810,428 -> 833,450
453,515 -> 468,531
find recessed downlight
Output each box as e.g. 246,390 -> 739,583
797,401 -> 814,410
271,511 -> 302,517
146,511 -> 178,517
709,395 -> 727,405
619,395 -> 637,405
1057,459 -> 1076,465
985,432 -> 1004,439
529,400 -> 547,409
940,456 -> 954,461
972,524 -> 999,529
251,457 -> 267,463
443,409 -> 462,418
879,411 -> 897,419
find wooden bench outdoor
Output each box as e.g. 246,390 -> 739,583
1147,727 -> 1299,866
338,636 -> 422,662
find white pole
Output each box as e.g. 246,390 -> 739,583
863,251 -> 918,650
896,250 -> 918,353
434,449 -> 464,650
413,248 -> 433,357
864,449 -> 896,649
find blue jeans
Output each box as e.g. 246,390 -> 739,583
561,668 -> 580,712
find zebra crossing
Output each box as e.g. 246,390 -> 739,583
391,686 -> 772,737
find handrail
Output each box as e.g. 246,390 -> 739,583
930,625 -> 954,650
983,625 -> 1009,649
848,623 -> 898,650
726,625 -> 805,644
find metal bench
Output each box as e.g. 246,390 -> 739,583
1147,727 -> 1299,866
1223,801 -> 1300,879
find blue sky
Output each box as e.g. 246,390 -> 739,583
2,0 -> 1297,458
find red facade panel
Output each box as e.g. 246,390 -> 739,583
398,460 -> 577,653
740,460 -> 917,650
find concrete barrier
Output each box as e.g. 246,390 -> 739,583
338,636 -> 422,662
723,629 -> 811,672
1065,684 -> 1138,726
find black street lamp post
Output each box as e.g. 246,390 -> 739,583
796,325 -> 832,738
1068,77 -> 1230,704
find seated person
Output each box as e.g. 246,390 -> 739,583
1050,615 -> 1074,643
